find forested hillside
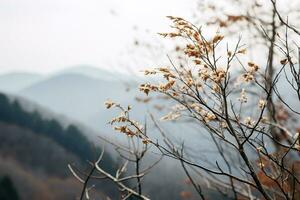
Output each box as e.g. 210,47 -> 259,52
0,93 -> 117,199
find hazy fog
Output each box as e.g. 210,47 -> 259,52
0,0 -> 196,75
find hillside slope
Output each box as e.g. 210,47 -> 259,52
0,93 -> 117,199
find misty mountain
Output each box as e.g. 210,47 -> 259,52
0,67 -> 225,152
19,72 -> 143,132
57,65 -> 139,81
0,67 -> 167,144
0,72 -> 43,93
6,66 -> 298,156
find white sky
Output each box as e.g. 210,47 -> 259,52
0,0 -> 197,75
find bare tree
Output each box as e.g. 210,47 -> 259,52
192,0 -> 300,148
71,0 -> 300,199
69,104 -> 162,200
107,11 -> 300,199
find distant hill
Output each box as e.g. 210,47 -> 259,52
0,93 -> 118,199
14,69 -> 215,150
0,67 -> 145,132
19,73 -> 142,131
0,65 -> 141,95
0,72 -> 43,93
57,65 -> 136,81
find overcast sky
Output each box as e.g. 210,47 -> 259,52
0,0 -> 197,75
